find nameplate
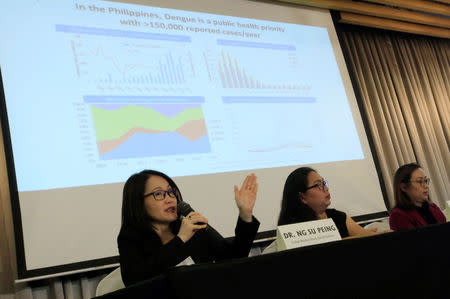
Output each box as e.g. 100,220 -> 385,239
276,218 -> 342,251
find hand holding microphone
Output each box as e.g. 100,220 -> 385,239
177,202 -> 208,243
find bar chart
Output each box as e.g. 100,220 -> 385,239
215,39 -> 311,92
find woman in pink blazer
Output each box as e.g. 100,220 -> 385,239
389,163 -> 446,231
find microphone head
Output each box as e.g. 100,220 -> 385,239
177,201 -> 208,229
177,201 -> 194,217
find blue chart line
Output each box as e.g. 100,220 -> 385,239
217,39 -> 295,51
222,96 -> 316,103
56,24 -> 191,42
84,95 -> 205,104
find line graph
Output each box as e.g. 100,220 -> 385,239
224,101 -> 317,156
71,38 -> 195,93
55,25 -> 200,94
81,44 -> 187,84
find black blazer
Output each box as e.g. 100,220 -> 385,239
118,216 -> 260,286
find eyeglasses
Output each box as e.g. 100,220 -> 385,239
409,178 -> 431,186
306,180 -> 329,191
144,189 -> 177,201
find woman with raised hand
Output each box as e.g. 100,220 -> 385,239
118,170 -> 260,286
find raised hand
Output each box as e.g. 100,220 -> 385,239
234,173 -> 258,222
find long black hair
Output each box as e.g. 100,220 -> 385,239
121,169 -> 183,233
278,167 -> 318,225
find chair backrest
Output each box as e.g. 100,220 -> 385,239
364,221 -> 390,232
95,267 -> 125,296
261,240 -> 278,255
442,201 -> 450,221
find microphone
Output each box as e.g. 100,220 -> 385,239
177,201 -> 194,217
177,201 -> 207,226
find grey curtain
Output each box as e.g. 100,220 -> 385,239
340,30 -> 449,209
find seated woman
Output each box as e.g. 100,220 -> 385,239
278,167 -> 381,239
389,163 -> 446,231
118,170 -> 260,286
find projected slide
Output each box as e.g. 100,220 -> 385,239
1,0 -> 363,191
85,96 -> 211,159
